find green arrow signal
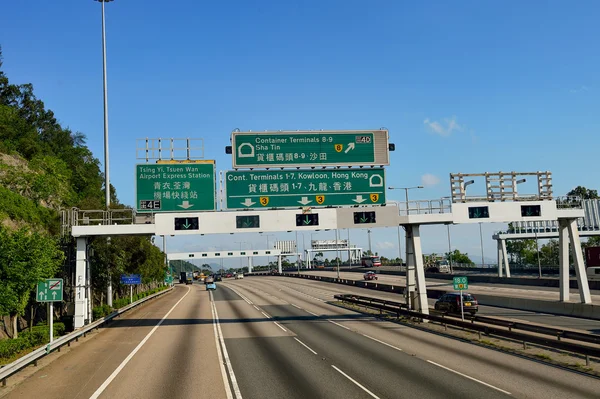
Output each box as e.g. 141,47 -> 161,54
304,216 -> 311,225
360,217 -> 367,223
183,219 -> 191,229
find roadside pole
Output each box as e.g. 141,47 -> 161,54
49,302 -> 54,343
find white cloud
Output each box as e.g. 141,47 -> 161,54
423,116 -> 463,136
421,173 -> 441,187
375,241 -> 395,250
570,85 -> 590,93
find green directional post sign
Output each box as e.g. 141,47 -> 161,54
453,276 -> 468,290
231,130 -> 389,168
225,168 -> 386,209
136,162 -> 216,213
37,279 -> 63,302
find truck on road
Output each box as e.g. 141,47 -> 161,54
180,271 -> 193,284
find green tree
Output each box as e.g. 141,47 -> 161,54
506,240 -> 537,265
566,186 -> 598,199
445,249 -> 474,265
0,226 -> 64,338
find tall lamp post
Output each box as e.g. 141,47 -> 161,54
388,186 -> 424,265
95,0 -> 114,307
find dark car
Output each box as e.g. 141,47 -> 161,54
214,274 -> 223,282
363,271 -> 378,281
434,293 -> 478,315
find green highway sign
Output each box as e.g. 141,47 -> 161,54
468,206 -> 489,219
136,162 -> 216,213
231,130 -> 389,168
453,276 -> 468,290
37,279 -> 63,302
225,168 -> 386,209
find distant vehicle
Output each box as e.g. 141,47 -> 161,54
204,275 -> 214,284
585,246 -> 600,267
587,267 -> 600,281
270,269 -> 278,275
206,282 -> 216,290
235,273 -> 244,280
185,272 -> 193,285
363,271 -> 378,281
214,274 -> 223,282
434,293 -> 478,315
180,272 -> 186,284
226,273 -> 233,278
361,255 -> 381,267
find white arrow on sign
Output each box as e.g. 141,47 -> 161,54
39,292 -> 45,299
352,195 -> 367,204
298,197 -> 312,205
178,201 -> 194,209
344,142 -> 355,153
241,198 -> 256,207
52,291 -> 57,299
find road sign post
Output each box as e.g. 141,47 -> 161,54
120,274 -> 141,303
231,130 -> 389,168
225,169 -> 386,209
453,276 -> 468,321
136,162 -> 216,212
36,279 -> 63,343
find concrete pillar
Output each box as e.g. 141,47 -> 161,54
497,240 -> 503,278
248,257 -> 253,273
411,225 -> 429,317
567,219 -> 592,304
501,239 -> 510,277
405,225 -> 416,310
75,237 -> 88,329
278,255 -> 282,273
558,219 -> 570,302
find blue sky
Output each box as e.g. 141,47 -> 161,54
1,1 -> 598,267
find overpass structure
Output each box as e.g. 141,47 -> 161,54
62,171 -> 592,327
493,199 -> 600,277
167,249 -> 282,273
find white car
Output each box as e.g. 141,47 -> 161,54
235,273 -> 244,279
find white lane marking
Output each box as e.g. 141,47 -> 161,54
293,337 -> 317,355
211,292 -> 235,399
328,320 -> 351,330
261,311 -> 271,319
305,309 -> 319,317
331,365 -> 380,399
426,360 -> 511,395
253,305 -> 260,311
290,303 -> 302,309
89,286 -> 191,399
211,291 -> 244,399
360,334 -> 403,352
273,321 -> 287,332
227,285 -> 254,305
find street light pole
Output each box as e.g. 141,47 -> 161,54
96,0 -> 114,307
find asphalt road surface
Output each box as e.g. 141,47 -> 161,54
2,279 -> 599,398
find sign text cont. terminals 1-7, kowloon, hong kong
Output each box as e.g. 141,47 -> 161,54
225,168 -> 386,209
231,130 -> 390,168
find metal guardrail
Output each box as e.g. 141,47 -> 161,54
334,294 -> 600,358
0,286 -> 173,386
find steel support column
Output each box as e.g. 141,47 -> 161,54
411,225 -> 429,316
74,237 -> 88,329
501,239 -> 510,277
404,225 -> 416,310
497,240 -> 503,278
277,255 -> 282,273
566,219 -> 592,303
558,219 -> 570,302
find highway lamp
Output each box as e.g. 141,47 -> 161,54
463,180 -> 475,199
234,242 -> 246,269
95,0 -> 114,307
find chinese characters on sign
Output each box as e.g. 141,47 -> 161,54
136,163 -> 216,212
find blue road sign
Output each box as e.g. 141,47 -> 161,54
121,274 -> 142,285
